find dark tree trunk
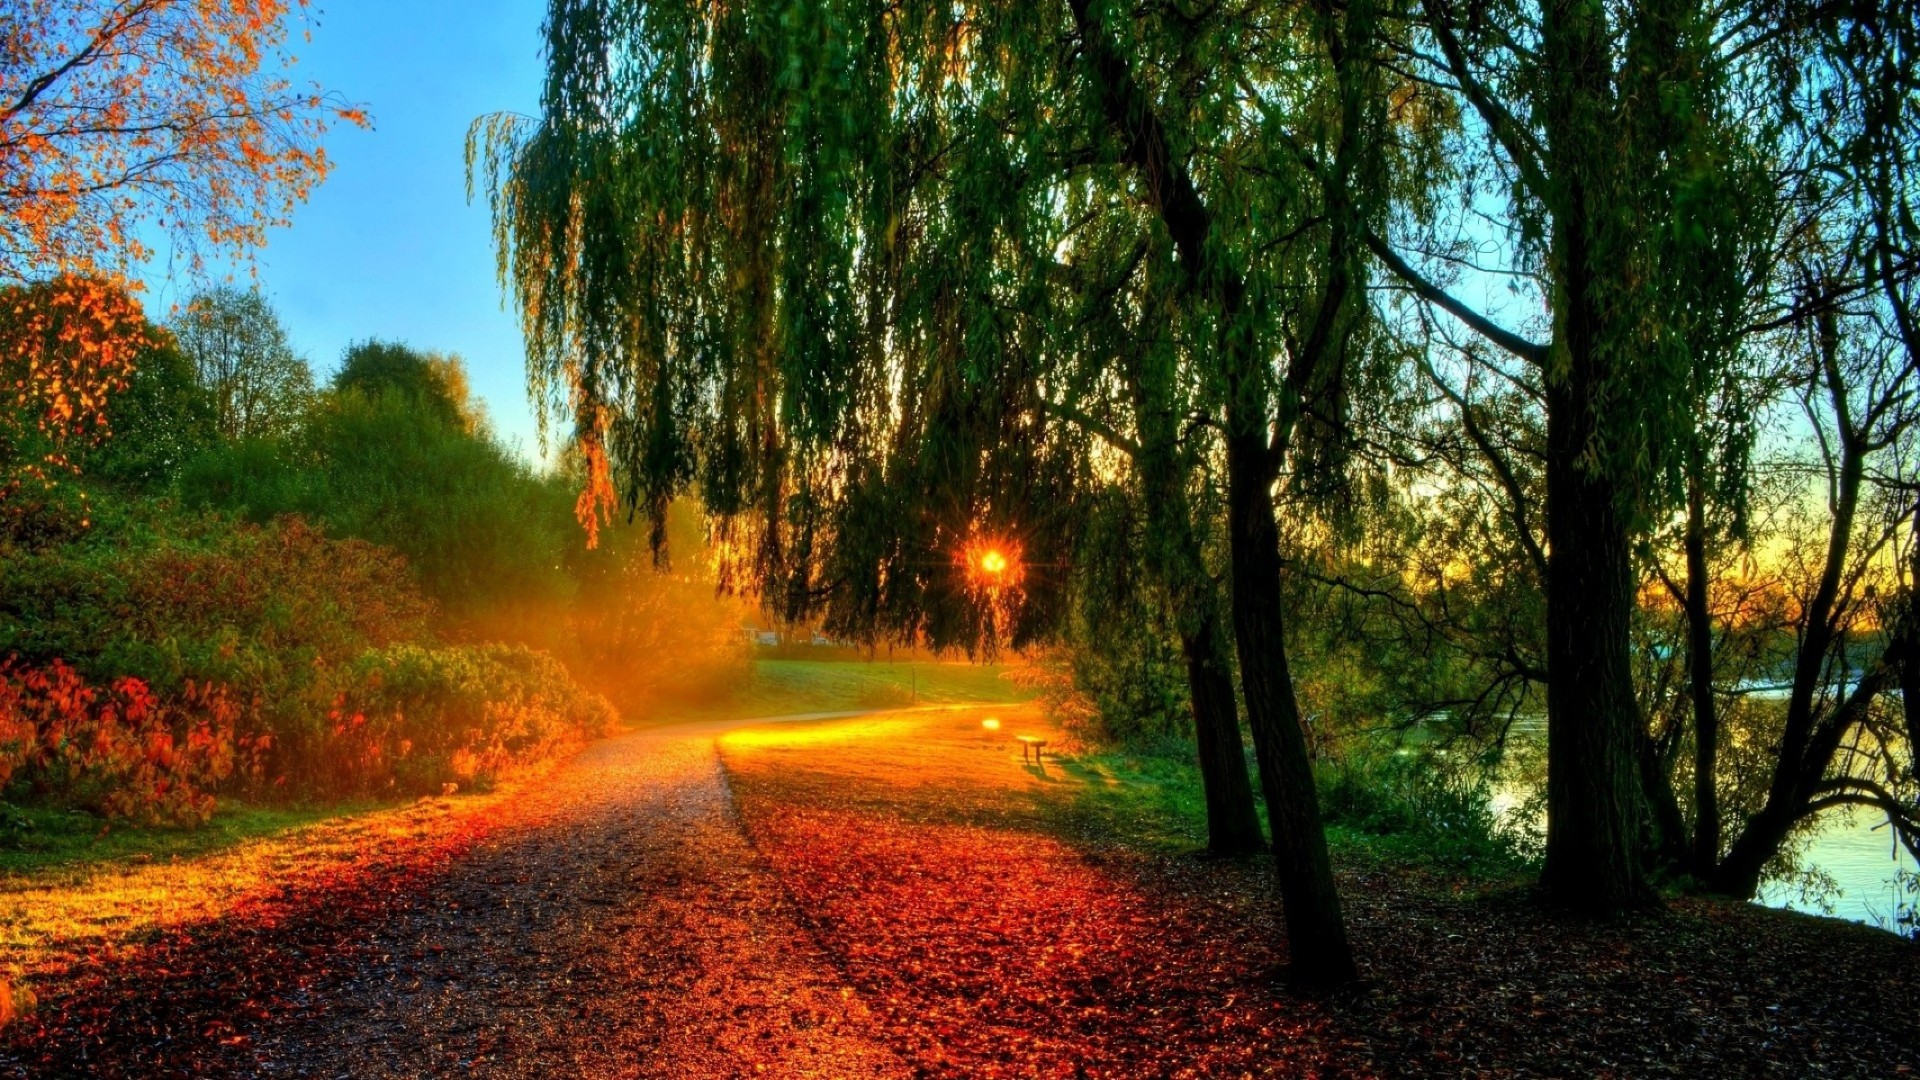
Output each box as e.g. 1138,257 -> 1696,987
1122,317 -> 1264,858
1712,329 -> 1864,897
1225,427 -> 1358,985
1179,615 -> 1266,855
1525,0 -> 1655,914
1637,730 -> 1690,868
1068,0 -> 1358,983
1537,334 -> 1654,913
1683,480 -> 1721,873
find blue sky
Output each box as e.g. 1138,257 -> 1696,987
143,0 -> 554,457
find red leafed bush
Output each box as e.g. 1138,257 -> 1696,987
0,658 -> 264,825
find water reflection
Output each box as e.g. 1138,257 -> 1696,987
1757,805 -> 1917,935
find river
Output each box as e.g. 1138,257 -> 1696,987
1756,805 -> 1917,935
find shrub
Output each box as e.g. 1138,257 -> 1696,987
0,659 -> 263,826
316,644 -> 615,796
0,511 -> 432,692
178,389 -> 577,616
1317,750 -> 1535,872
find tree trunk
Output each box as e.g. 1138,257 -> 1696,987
1637,731 -> 1690,868
1538,348 -> 1654,913
1225,427 -> 1358,985
1683,479 -> 1721,873
1122,323 -> 1264,858
1179,614 -> 1266,855
1067,0 -> 1357,982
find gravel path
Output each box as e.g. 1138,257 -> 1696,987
100,718 -> 911,1079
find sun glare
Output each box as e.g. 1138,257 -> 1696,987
963,538 -> 1023,589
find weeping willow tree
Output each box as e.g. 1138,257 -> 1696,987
1361,0 -> 1812,912
472,0 -> 1428,984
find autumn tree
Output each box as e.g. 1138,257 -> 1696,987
0,275 -> 153,532
0,0 -> 363,284
171,286 -> 311,440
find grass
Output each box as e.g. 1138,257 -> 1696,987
0,785 -> 515,987
0,801 -> 382,877
1048,747 -> 1226,854
665,657 -> 1031,722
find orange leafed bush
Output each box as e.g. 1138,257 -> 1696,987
0,659 -> 264,826
0,278 -> 155,535
312,644 -> 616,797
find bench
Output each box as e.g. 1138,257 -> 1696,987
1016,734 -> 1048,764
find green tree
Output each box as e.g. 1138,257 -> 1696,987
333,339 -> 480,432
171,287 -> 314,440
471,0 -> 1428,983
87,336 -> 219,489
1368,0 -> 1791,911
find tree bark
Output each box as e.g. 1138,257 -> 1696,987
1529,0 -> 1657,912
1537,297 -> 1653,913
1683,479 -> 1721,873
1226,427 -> 1358,984
1179,615 -> 1266,855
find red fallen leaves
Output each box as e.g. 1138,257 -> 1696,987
723,716 -> 1920,1078
0,812 -> 495,1079
737,807 -> 1367,1078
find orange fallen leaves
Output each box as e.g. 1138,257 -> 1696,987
723,713 -> 1366,1078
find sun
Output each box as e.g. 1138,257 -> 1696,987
963,537 -> 1023,589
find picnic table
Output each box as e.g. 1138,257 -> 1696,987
1015,734 -> 1048,765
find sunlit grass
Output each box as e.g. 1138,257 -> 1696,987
0,782 -> 531,990
0,801 -> 380,877
721,705 -> 1067,826
663,658 -> 1031,723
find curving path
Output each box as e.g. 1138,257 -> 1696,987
19,713 -> 938,1079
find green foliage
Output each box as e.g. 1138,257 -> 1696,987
179,387 -> 577,615
0,491 -> 617,810
321,643 -> 615,796
85,338 -> 218,489
1317,750 -> 1536,875
0,508 -> 431,697
332,339 -> 478,431
170,287 -> 314,441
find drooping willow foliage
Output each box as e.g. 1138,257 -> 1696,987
469,0 -> 1419,654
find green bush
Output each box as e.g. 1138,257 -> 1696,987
179,388 -> 576,616
0,509 -> 432,696
320,643 -> 615,795
1317,750 -> 1535,873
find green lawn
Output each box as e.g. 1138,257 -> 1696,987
662,657 -> 1032,722
0,800 -> 380,877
